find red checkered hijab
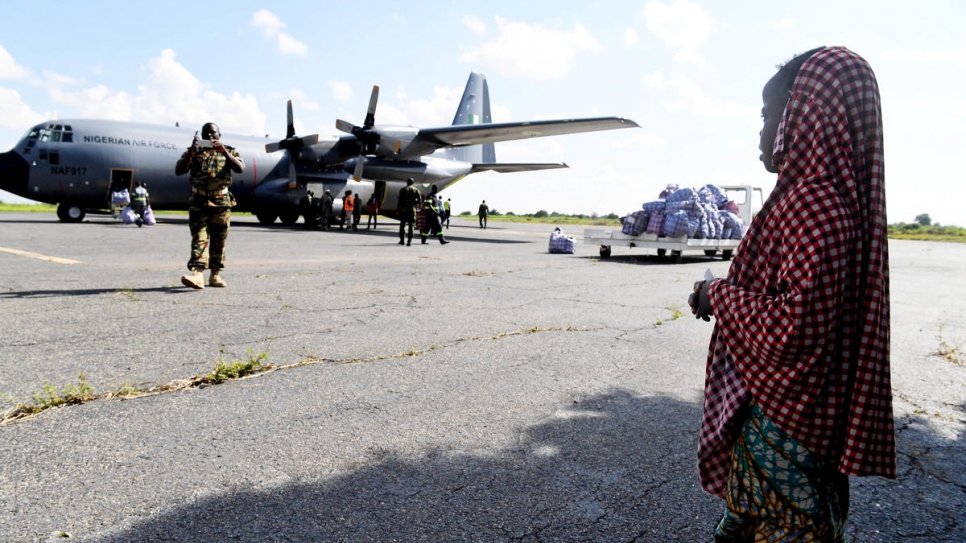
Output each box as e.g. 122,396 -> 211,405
698,47 -> 895,498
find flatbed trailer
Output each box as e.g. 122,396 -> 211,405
584,185 -> 763,262
583,229 -> 740,261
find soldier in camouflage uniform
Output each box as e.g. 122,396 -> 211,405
397,178 -> 421,246
174,122 -> 245,289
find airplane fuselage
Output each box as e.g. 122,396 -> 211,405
0,120 -> 473,223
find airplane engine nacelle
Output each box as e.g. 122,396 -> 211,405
345,158 -> 463,185
251,177 -> 305,207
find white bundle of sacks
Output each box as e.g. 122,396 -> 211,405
620,184 -> 745,240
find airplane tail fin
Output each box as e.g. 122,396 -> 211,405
441,72 -> 495,163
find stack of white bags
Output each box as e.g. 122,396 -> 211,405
621,184 -> 745,240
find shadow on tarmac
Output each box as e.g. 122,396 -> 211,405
0,286 -> 184,299
99,391 -> 721,542
93,392 -> 962,542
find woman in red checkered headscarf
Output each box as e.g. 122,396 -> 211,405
688,47 -> 896,541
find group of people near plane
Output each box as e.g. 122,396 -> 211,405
397,178 -> 449,246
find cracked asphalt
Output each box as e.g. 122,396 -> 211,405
1,212 -> 964,542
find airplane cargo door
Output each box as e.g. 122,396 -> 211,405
107,169 -> 134,216
109,169 -> 134,193
376,180 -> 398,213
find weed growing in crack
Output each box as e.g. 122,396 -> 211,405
666,305 -> 685,320
934,323 -> 964,366
206,348 -> 271,384
30,374 -> 96,410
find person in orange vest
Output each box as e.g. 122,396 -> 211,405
341,189 -> 354,231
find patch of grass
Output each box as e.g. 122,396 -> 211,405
934,323 -> 964,366
1,375 -> 97,422
666,305 -> 686,321
1,349 -> 275,426
0,203 -> 57,213
31,374 -> 96,410
887,223 -> 966,243
203,348 -> 271,385
118,287 -> 141,302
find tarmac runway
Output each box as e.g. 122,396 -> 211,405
1,211 -> 964,542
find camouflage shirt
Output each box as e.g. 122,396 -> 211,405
397,184 -> 422,223
179,146 -> 243,207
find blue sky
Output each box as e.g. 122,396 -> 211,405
1,0 -> 963,225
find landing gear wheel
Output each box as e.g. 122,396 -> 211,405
704,249 -> 717,257
279,210 -> 300,225
255,210 -> 278,225
57,203 -> 86,223
599,245 -> 612,259
721,249 -> 734,261
656,248 -> 667,257
672,250 -> 683,263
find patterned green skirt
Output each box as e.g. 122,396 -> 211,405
714,404 -> 850,542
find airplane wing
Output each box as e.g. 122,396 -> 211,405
418,117 -> 638,147
470,163 -> 569,173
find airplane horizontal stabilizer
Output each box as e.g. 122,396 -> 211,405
421,117 -> 638,148
470,163 -> 569,174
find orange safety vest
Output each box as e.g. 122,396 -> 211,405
343,194 -> 354,211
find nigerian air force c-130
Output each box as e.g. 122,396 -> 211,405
0,72 -> 638,225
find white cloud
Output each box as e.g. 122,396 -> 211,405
463,15 -> 487,34
461,17 -> 602,81
0,87 -> 48,128
46,49 -> 266,136
623,28 -> 640,47
0,46 -> 29,79
276,33 -> 308,56
251,9 -> 308,57
279,88 -> 320,112
328,81 -> 353,102
643,0 -> 712,65
379,85 -> 465,127
773,18 -> 796,30
643,71 -> 758,118
252,9 -> 284,36
40,70 -> 78,88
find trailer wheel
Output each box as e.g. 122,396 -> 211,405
672,250 -> 683,263
656,248 -> 667,257
722,250 -> 734,260
599,245 -> 612,259
704,249 -> 717,257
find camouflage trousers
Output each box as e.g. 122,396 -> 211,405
187,205 -> 230,271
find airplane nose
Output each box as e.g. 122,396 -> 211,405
0,150 -> 30,199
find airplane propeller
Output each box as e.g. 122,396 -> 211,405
265,100 -> 319,188
335,85 -> 401,181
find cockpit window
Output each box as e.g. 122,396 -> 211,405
35,125 -> 73,144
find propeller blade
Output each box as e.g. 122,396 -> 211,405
335,119 -> 356,134
288,159 -> 297,189
353,157 -> 364,182
299,134 -> 319,147
363,86 -> 379,128
265,141 -> 281,153
286,100 -> 295,138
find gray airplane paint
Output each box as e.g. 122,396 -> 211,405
0,72 -> 638,224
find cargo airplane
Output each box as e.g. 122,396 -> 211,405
0,73 -> 638,224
